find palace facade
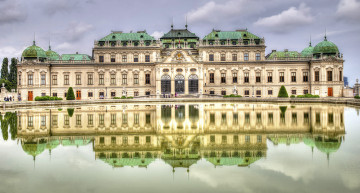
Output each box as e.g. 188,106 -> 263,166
17,26 -> 344,100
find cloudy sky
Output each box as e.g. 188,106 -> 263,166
0,0 -> 359,84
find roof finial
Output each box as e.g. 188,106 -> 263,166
185,15 -> 188,29
324,28 -> 327,41
171,17 -> 174,29
309,35 -> 312,47
49,36 -> 51,50
33,32 -> 36,46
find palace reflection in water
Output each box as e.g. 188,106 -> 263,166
10,103 -> 345,169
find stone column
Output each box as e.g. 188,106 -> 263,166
156,68 -> 161,98
185,68 -> 189,95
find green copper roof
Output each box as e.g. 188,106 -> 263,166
45,46 -> 60,60
203,30 -> 261,40
22,142 -> 46,157
313,37 -> 339,54
315,139 -> 341,154
99,31 -> 155,41
22,41 -> 47,58
61,139 -> 92,146
59,54 -> 91,61
206,156 -> 261,166
161,29 -> 199,39
101,158 -> 155,167
267,51 -> 300,59
301,43 -> 314,57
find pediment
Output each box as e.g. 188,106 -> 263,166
162,50 -> 198,64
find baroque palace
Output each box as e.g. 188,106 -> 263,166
17,25 -> 344,100
11,103 -> 344,168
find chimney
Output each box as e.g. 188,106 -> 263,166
271,50 -> 277,53
284,49 -> 288,52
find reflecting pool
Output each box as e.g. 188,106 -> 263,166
0,103 -> 359,193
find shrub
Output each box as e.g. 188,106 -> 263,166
355,95 -> 360,99
121,96 -> 126,99
278,86 -> 289,98
67,108 -> 74,117
127,97 -> 133,99
279,106 -> 287,114
223,94 -> 242,98
113,97 -> 121,99
66,87 -> 75,100
35,96 -> 63,101
297,94 -> 320,98
114,96 -> 133,99
290,95 -> 295,98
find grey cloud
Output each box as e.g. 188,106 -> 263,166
59,21 -> 94,42
336,0 -> 360,22
0,0 -> 27,25
254,3 -> 314,33
41,0 -> 81,16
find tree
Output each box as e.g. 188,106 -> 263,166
66,87 -> 75,100
278,86 -> 289,98
67,108 -> 74,117
9,58 -> 17,86
1,57 -> 9,79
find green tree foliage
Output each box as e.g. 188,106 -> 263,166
67,108 -> 74,117
7,112 -> 17,140
0,113 -> 8,141
0,79 -> 15,92
9,58 -> 17,86
66,87 -> 75,100
278,86 -> 289,98
1,58 -> 9,79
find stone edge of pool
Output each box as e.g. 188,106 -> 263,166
1,98 -> 360,109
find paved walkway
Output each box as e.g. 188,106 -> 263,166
1,97 -> 360,109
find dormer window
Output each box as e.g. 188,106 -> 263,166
145,41 -> 150,46
134,42 -> 139,46
221,41 -> 225,45
140,35 -> 144,38
111,42 -> 116,47
123,42 -> 127,46
112,35 -> 116,39
215,34 -> 218,37
178,32 -> 181,35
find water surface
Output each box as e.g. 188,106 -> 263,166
0,103 -> 359,193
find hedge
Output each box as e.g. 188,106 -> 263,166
290,95 -> 295,98
113,96 -> 134,99
66,87 -> 75,100
35,96 -> 63,101
297,94 -> 320,98
223,94 -> 242,98
355,95 -> 360,99
278,86 -> 289,98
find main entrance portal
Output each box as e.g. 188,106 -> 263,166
188,74 -> 198,94
175,75 -> 185,94
161,75 -> 171,94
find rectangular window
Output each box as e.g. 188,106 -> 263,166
315,71 -> 320,82
111,74 -> 116,85
76,74 -> 81,85
245,135 -> 250,143
111,92 -> 115,97
267,72 -> 272,83
303,72 -> 309,82
244,90 -> 250,96
291,72 -> 296,82
145,55 -> 150,62
19,74 -> 21,85
209,90 -> 215,95
134,136 -> 139,144
279,72 -> 284,82
41,74 -> 46,85
209,54 -> 214,61
41,93 -> 46,97
111,55 -> 115,62
244,72 -> 249,83
221,90 -> 226,95
133,74 -> 139,84
221,54 -> 226,61
304,89 -> 309,94
99,114 -> 104,126
28,116 -> 33,127
111,137 -> 116,144
122,74 -> 127,85
88,92 -> 93,97
256,72 -> 261,83
41,116 -> 46,126
134,91 -> 139,96
222,135 -> 227,143
268,113 -> 273,124
52,75 -> 57,85
64,75 -> 69,85
76,115 -> 81,126
28,74 -> 33,85
256,90 -> 261,96
110,114 -> 116,125
122,55 -> 127,62
339,71 -> 342,81
133,55 -> 138,62
209,73 -> 214,83
268,90 -> 273,95
257,135 -> 262,143
146,136 -> 151,143
99,55 -> 104,62
88,74 -> 93,85
221,73 -> 226,83
256,53 -> 261,61
244,53 -> 249,61
232,54 -> 237,61
134,113 -> 139,125
52,93 -> 57,97
327,71 -> 333,81
146,114 -> 151,124
64,115 -> 69,126
99,74 -> 104,85
146,91 -> 150,96
145,74 -> 150,84
88,114 -> 93,126
292,90 -> 296,95
232,73 -> 237,83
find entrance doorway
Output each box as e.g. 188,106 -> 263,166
76,90 -> 81,100
28,91 -> 33,101
161,75 -> 171,94
175,75 -> 185,94
188,74 -> 198,94
328,87 -> 333,97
